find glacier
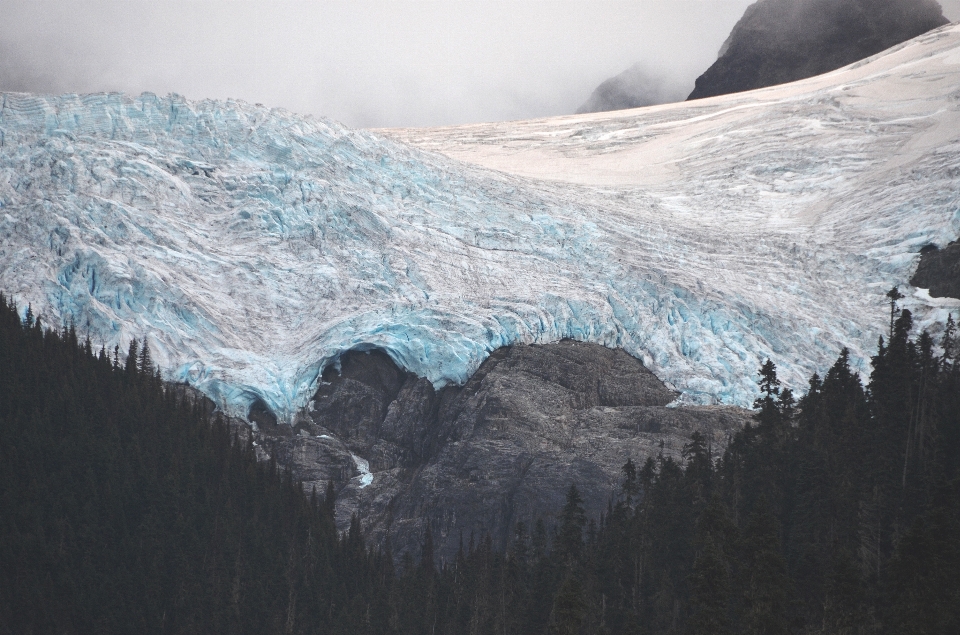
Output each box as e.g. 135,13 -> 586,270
1,24 -> 959,422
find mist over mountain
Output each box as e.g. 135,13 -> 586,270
687,0 -> 949,100
575,64 -> 687,114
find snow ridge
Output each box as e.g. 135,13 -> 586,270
1,26 -> 959,422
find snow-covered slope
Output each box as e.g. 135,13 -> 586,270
2,25 -> 959,421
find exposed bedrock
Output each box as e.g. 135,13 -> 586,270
255,341 -> 751,562
687,0 -> 949,101
911,240 -> 960,300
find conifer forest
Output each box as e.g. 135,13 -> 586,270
1,292 -> 958,635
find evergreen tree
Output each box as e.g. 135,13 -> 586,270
556,484 -> 586,563
0,301 -> 384,635
3,290 -> 959,635
621,457 -> 639,504
687,534 -> 730,635
941,313 -> 956,363
124,337 -> 139,378
550,572 -> 587,635
886,286 -> 905,339
885,503 -> 960,635
820,548 -> 867,635
739,497 -> 790,635
139,337 -> 153,376
683,431 -> 713,501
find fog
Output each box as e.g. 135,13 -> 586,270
1,1 -> 957,128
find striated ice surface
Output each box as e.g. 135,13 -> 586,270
2,25 -> 960,422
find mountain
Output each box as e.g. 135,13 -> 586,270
575,64 -> 686,114
256,340 -> 750,560
2,24 -> 960,555
687,0 -> 949,100
5,26 -> 959,428
293,24 -> 960,550
385,24 -> 960,340
3,22 -> 960,633
6,282 -> 959,635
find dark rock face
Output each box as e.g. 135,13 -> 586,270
576,65 -> 686,114
255,341 -> 752,563
311,349 -> 412,454
911,241 -> 960,299
248,397 -> 279,431
687,0 -> 949,100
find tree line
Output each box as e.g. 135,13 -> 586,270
1,291 -> 958,634
0,296 -> 392,634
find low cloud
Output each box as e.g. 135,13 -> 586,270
1,1 -> 955,128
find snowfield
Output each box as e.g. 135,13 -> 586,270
1,25 -> 959,421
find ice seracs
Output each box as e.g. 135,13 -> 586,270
1,25 -> 959,422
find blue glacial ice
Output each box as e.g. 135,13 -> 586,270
1,27 -> 959,423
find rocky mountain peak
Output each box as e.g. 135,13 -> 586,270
687,0 -> 949,100
575,64 -> 686,114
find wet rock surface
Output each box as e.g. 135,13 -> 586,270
687,0 -> 948,100
254,341 -> 752,562
911,240 -> 960,300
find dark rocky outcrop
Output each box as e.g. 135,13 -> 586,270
911,240 -> 960,299
576,65 -> 686,114
687,0 -> 949,101
248,396 -> 280,431
254,340 -> 752,562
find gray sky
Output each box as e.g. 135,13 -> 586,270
1,1 -> 957,128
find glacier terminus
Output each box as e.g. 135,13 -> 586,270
1,25 -> 960,423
